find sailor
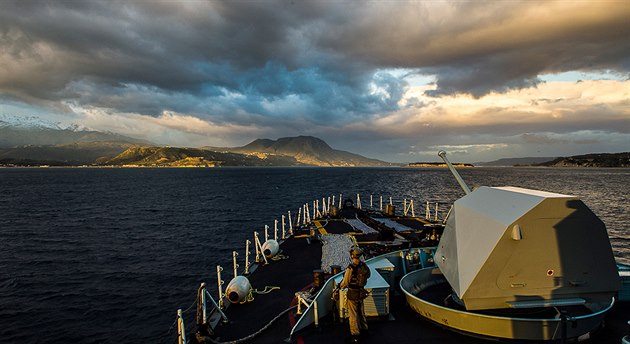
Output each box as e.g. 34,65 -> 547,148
339,246 -> 371,343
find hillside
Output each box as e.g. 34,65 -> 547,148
101,146 -> 301,167
537,152 -> 630,167
0,133 -> 389,167
207,136 -> 390,166
0,142 -> 141,166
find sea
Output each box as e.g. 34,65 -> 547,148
0,167 -> 628,343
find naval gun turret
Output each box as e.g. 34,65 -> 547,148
435,152 -> 620,311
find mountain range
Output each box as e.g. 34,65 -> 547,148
205,136 -> 390,167
0,117 -> 626,167
0,118 -> 389,167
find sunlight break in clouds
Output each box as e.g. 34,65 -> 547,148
385,79 -> 630,136
339,77 -> 629,162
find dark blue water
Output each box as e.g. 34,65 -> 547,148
1,167 -> 628,343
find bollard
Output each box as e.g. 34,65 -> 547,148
313,269 -> 325,288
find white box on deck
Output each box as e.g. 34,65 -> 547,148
336,265 -> 390,318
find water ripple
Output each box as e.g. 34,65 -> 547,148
0,167 -> 627,343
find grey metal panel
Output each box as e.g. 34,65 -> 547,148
435,207 -> 460,294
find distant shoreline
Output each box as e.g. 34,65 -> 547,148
3,164 -> 629,169
408,162 -> 474,168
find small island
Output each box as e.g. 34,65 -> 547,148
408,162 -> 474,168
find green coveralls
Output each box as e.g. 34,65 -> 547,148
340,262 -> 369,336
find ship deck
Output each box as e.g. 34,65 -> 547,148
203,209 -> 630,344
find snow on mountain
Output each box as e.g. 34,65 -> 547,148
0,114 -> 63,130
0,114 -> 150,148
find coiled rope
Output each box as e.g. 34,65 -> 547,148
270,253 -> 289,261
205,304 -> 298,344
240,285 -> 281,304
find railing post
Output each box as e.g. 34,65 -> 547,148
274,219 -> 278,241
177,309 -> 187,344
254,232 -> 260,263
245,239 -> 251,274
296,208 -> 301,228
380,195 -> 383,211
281,215 -> 286,240
200,282 -> 207,325
288,210 -> 293,235
216,265 -> 224,309
232,251 -> 239,279
357,193 -> 361,209
435,202 -> 439,222
370,194 -> 373,208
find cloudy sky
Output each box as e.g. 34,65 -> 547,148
1,0 -> 628,162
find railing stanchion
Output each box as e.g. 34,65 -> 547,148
288,210 -> 293,235
245,240 -> 251,274
281,215 -> 286,239
177,309 -> 186,344
216,265 -> 224,309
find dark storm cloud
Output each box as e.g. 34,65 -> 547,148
1,0 -> 629,120
314,1 -> 630,95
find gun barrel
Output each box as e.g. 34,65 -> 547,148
438,150 -> 471,195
